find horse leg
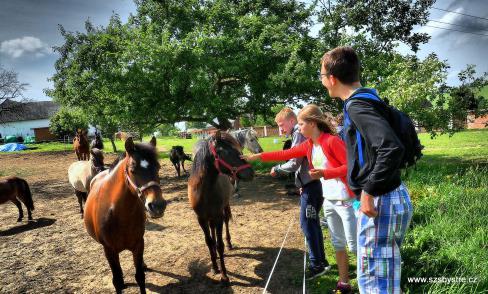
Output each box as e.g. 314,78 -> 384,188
209,221 -> 220,274
216,220 -> 230,285
75,190 -> 85,218
172,162 -> 179,177
176,162 -> 181,177
103,246 -> 126,293
132,239 -> 146,294
76,150 -> 81,161
27,206 -> 33,220
224,205 -> 233,250
12,198 -> 23,222
233,179 -> 240,198
198,217 -> 219,274
181,160 -> 187,174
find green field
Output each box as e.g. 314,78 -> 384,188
2,129 -> 487,292
311,129 -> 488,293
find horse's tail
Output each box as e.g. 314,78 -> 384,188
224,204 -> 232,221
19,178 -> 34,211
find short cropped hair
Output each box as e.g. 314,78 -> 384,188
321,47 -> 360,84
275,107 -> 297,123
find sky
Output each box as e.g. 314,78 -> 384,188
0,0 -> 487,102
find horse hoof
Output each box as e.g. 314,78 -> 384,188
220,276 -> 230,286
17,218 -> 22,222
233,193 -> 240,198
227,244 -> 233,250
28,217 -> 33,221
212,268 -> 220,275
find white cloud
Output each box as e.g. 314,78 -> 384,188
0,36 -> 51,58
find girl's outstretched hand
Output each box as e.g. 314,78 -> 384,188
309,168 -> 324,180
240,153 -> 261,161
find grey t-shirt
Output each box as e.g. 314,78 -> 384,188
274,124 -> 312,188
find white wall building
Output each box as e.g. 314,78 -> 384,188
0,118 -> 51,137
0,99 -> 59,139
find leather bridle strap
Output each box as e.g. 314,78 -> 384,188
125,167 -> 160,198
209,141 -> 251,180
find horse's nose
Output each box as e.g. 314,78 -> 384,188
146,198 -> 166,218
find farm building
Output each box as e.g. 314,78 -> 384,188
0,99 -> 59,140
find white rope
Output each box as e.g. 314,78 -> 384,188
262,216 -> 295,294
303,237 -> 307,294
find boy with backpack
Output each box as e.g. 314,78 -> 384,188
319,46 -> 415,293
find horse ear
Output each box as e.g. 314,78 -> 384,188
150,136 -> 157,147
125,137 -> 135,154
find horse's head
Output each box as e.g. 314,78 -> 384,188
210,131 -> 254,181
243,129 -> 264,154
125,137 -> 167,218
74,129 -> 82,139
90,148 -> 105,172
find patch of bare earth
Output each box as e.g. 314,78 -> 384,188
1,152 -> 305,293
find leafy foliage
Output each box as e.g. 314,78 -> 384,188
49,107 -> 88,138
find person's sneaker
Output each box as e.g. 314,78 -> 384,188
320,218 -> 328,228
331,281 -> 352,294
306,265 -> 330,280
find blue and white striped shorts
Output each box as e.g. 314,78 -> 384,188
357,184 -> 413,294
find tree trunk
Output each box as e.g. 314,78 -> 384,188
110,136 -> 117,153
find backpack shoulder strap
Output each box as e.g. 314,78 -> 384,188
343,88 -> 383,168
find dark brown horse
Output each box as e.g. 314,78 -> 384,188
84,137 -> 167,293
73,129 -> 90,161
188,131 -> 254,284
169,145 -> 191,177
0,176 -> 34,222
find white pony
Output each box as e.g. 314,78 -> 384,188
68,148 -> 105,217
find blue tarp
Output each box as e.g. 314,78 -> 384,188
0,143 -> 28,152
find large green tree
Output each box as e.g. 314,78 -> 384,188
47,0 -> 483,136
47,0 -> 319,130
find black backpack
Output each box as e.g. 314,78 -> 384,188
344,88 -> 423,169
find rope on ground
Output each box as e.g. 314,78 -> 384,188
303,237 -> 307,294
262,216 -> 295,294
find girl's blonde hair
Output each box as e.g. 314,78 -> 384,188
298,104 -> 337,135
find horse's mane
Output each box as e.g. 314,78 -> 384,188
230,130 -> 246,149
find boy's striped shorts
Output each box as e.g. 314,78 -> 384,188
357,184 -> 413,294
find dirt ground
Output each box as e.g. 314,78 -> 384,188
0,151 -> 306,294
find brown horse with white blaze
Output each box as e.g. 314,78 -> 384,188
188,131 -> 254,284
0,176 -> 34,222
84,137 -> 166,293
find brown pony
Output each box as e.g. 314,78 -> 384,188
84,137 -> 166,293
73,129 -> 90,161
0,176 -> 34,222
188,131 -> 254,284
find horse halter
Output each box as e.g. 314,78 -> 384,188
124,167 -> 160,198
209,141 -> 251,180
